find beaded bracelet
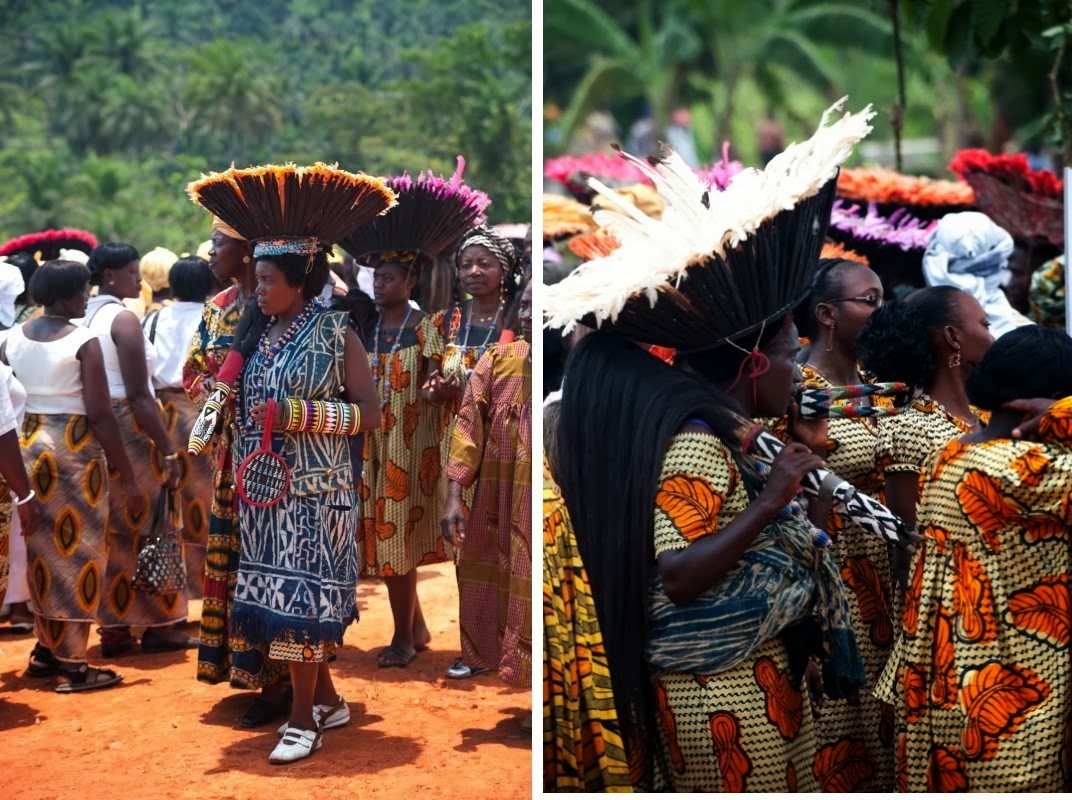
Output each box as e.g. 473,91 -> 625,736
281,398 -> 362,436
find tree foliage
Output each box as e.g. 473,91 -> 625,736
0,0 -> 531,252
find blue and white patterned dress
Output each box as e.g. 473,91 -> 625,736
230,306 -> 359,662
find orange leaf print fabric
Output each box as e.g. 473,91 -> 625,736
930,604 -> 957,709
952,544 -> 996,643
957,469 -> 1012,552
709,712 -> 753,793
654,679 -> 686,774
919,523 -> 952,554
926,746 -> 969,792
402,400 -> 420,447
654,473 -> 725,543
754,656 -> 802,741
385,460 -> 409,502
1007,574 -> 1071,647
418,446 -> 440,498
903,549 -> 926,639
904,663 -> 928,724
841,556 -> 893,647
960,661 -> 1050,761
1038,397 -> 1072,442
812,739 -> 875,792
1010,447 -> 1049,489
930,439 -> 969,482
388,356 -> 411,392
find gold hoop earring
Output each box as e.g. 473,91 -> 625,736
825,323 -> 836,352
948,350 -> 961,368
242,256 -> 251,264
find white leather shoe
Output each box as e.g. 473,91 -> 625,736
268,726 -> 322,764
276,696 -> 350,736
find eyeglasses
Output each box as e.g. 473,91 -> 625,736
827,293 -> 883,308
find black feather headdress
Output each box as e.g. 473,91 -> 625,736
543,99 -> 876,352
187,162 -> 396,254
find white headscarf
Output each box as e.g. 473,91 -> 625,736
922,211 -> 1030,338
0,259 -> 26,328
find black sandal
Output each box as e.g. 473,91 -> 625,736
55,664 -> 123,693
26,643 -> 61,677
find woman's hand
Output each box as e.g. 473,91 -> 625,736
249,400 -> 284,431
759,442 -> 825,511
786,402 -> 828,457
804,659 -> 825,719
17,497 -> 39,537
440,495 -> 466,549
163,458 -> 181,489
424,369 -> 462,404
1004,398 -> 1055,440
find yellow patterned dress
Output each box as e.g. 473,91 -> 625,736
650,432 -> 821,793
543,459 -> 633,793
875,396 -> 988,480
358,314 -> 448,576
800,364 -> 897,791
875,398 -> 1072,791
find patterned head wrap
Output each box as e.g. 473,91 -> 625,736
211,216 -> 247,242
456,226 -> 520,281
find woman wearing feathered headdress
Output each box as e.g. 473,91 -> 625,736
188,162 -> 391,763
338,159 -> 489,669
545,101 -> 876,791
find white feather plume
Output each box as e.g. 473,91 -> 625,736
544,98 -> 876,333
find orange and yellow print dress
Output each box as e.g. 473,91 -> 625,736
801,364 -> 897,791
359,314 -> 449,576
874,397 -> 1072,791
650,432 -> 820,793
542,459 -> 632,793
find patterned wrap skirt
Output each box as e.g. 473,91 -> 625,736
231,486 -> 359,662
21,413 -> 109,625
96,401 -> 187,628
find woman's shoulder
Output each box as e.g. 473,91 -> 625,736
208,285 -> 240,310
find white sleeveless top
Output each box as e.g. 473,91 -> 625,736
79,295 -> 156,400
5,323 -> 97,414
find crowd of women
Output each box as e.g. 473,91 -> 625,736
542,100 -> 1072,793
0,161 -> 533,765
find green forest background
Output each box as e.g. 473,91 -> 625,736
0,0 -> 532,253
544,0 -> 1072,174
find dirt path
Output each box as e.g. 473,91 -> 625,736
0,563 -> 532,799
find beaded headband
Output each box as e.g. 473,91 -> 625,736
253,237 -> 320,257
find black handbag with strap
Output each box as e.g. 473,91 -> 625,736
132,488 -> 186,595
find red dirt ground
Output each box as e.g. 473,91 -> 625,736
0,563 -> 532,800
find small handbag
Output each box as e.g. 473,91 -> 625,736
132,488 -> 186,595
235,399 -> 291,508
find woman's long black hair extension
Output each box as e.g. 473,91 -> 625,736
555,330 -> 749,784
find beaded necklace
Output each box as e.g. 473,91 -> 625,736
373,306 -> 414,407
259,301 -> 317,362
456,301 -> 501,372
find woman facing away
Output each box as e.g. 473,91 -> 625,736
80,242 -> 191,655
184,223 -> 291,727
146,256 -> 216,598
858,285 -> 995,589
875,325 -> 1072,792
2,259 -> 141,691
233,246 -> 380,763
441,279 -> 533,684
557,319 -> 866,792
359,252 -> 447,669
